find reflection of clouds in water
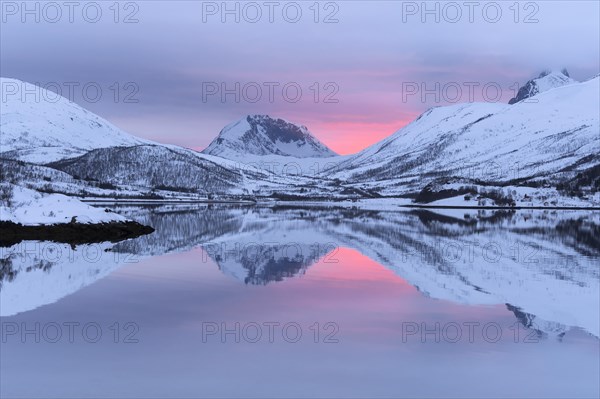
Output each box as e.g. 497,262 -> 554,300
1,205 -> 599,336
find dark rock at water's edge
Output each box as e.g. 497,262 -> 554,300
0,221 -> 155,247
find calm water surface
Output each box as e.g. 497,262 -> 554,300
1,205 -> 599,398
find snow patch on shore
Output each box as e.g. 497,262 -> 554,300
0,184 -> 127,225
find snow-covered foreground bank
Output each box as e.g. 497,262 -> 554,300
0,184 -> 126,225
0,183 -> 154,247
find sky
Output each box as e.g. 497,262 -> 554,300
1,0 -> 599,155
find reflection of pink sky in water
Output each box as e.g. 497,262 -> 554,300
295,247 -> 517,344
114,246 -> 564,346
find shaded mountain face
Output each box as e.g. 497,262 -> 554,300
202,115 -> 337,159
48,145 -> 243,194
508,70 -> 576,104
0,78 -> 149,163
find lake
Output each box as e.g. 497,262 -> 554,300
1,205 -> 599,398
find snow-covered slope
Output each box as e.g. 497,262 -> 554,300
0,77 -> 151,163
330,75 -> 600,195
0,158 -> 161,199
0,183 -> 126,225
0,241 -> 129,316
509,69 -> 577,104
203,115 -> 337,160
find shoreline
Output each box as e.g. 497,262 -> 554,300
4,200 -> 595,247
80,197 -> 600,211
403,205 -> 600,211
81,198 -> 256,205
0,220 -> 155,247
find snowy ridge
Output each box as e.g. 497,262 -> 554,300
0,77 -> 151,163
330,75 -> 600,196
0,79 -> 343,199
48,144 -> 245,195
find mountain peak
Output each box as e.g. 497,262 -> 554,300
509,69 -> 577,104
202,115 -> 337,159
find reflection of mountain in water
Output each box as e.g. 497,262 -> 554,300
0,242 -> 126,316
213,242 -> 328,285
110,204 -> 247,256
320,208 -> 599,337
1,205 -> 598,337
111,204 -> 335,285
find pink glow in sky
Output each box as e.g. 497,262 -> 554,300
311,118 -> 419,155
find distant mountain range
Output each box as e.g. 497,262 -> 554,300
1,70 -> 599,212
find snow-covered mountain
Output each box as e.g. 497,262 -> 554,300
508,69 -> 576,104
0,78 -> 344,199
202,115 -> 337,159
329,74 -> 600,197
0,78 -> 235,199
0,77 -> 151,163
